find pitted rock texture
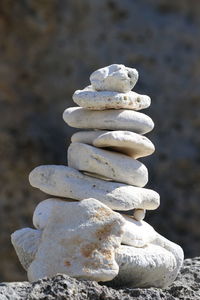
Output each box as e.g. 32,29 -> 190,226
73,86 -> 150,111
1,0 -> 200,281
0,257 -> 199,300
89,64 -> 138,92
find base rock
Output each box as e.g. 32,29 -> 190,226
0,257 -> 199,300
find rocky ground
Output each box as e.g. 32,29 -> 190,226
0,257 -> 199,299
1,0 -> 200,281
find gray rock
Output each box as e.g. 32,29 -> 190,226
0,257 -> 199,299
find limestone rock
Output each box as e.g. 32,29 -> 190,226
73,85 -> 150,110
90,64 -> 138,92
32,198 -> 78,231
72,130 -> 155,158
68,143 -> 148,187
32,201 -> 156,249
71,131 -> 107,146
114,237 -> 184,288
133,209 -> 146,221
11,228 -> 42,271
27,198 -> 125,282
12,199 -> 182,289
121,215 -> 157,248
29,165 -> 160,211
63,107 -> 154,134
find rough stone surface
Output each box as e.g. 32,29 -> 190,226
114,231 -> 184,289
29,165 -> 160,211
0,257 -> 199,299
27,198 -> 125,282
11,228 -> 42,271
12,196 -> 182,288
63,107 -> 154,134
1,0 -> 200,281
73,85 -> 150,110
90,64 -> 138,92
68,143 -> 148,187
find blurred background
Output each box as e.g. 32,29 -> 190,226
0,0 -> 200,281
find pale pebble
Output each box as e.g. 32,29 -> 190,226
68,143 -> 148,187
121,215 -> 157,248
72,130 -> 155,158
90,64 -> 138,92
133,209 -> 146,221
114,236 -> 184,288
11,228 -> 42,270
63,107 -> 154,134
29,165 -> 160,211
73,85 -> 150,110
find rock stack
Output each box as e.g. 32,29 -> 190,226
11,64 -> 184,288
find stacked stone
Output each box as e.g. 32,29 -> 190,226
65,64 -> 156,221
11,65 -> 184,288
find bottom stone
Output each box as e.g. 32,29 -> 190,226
11,198 -> 183,288
114,238 -> 183,288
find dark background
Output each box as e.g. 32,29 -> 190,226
0,0 -> 200,281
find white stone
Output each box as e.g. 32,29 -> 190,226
90,64 -> 138,92
32,198 -> 75,230
73,85 -> 150,110
28,198 -> 125,282
11,228 -> 42,270
133,209 -> 146,221
68,143 -> 148,187
71,130 -> 155,159
33,203 -> 153,249
29,165 -> 160,211
33,198 -> 77,231
63,107 -> 154,134
114,233 -> 184,288
121,215 -> 157,248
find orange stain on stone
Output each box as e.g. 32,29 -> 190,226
93,207 -> 112,221
81,243 -> 98,258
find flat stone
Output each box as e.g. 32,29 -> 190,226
121,215 -> 157,248
90,64 -> 138,92
29,165 -> 160,211
71,130 -> 155,158
27,198 -> 125,282
11,228 -> 42,270
114,235 -> 184,288
63,107 -> 154,134
68,143 -> 148,187
73,85 -> 150,110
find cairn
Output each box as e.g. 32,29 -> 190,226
11,64 -> 183,288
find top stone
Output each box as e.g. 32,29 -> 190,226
90,64 -> 138,93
